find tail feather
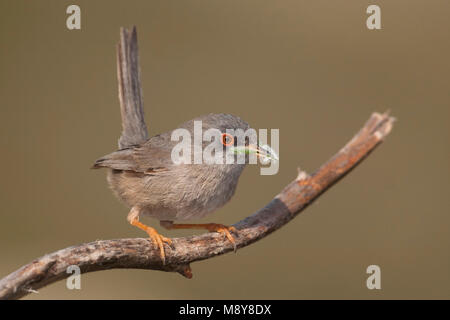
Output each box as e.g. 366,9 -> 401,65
117,26 -> 149,149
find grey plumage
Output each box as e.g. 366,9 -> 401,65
117,26 -> 148,149
93,113 -> 250,221
93,27 -> 267,263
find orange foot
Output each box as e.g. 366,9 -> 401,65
129,218 -> 172,265
160,221 -> 238,252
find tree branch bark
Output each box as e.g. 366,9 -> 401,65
0,112 -> 394,300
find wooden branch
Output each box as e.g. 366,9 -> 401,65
0,112 -> 394,300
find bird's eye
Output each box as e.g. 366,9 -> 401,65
221,133 -> 234,146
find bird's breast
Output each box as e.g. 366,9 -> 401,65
108,164 -> 245,221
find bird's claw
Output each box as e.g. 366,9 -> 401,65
146,228 -> 173,265
206,224 -> 238,253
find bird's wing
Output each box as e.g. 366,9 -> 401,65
92,148 -> 138,171
117,26 -> 149,149
92,134 -> 174,174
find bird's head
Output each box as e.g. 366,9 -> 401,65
185,113 -> 279,166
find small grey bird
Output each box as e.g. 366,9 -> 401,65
93,113 -> 277,264
92,27 -> 277,264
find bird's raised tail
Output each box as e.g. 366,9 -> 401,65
117,26 -> 149,149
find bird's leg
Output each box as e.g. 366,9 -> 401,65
127,207 -> 172,265
160,221 -> 238,252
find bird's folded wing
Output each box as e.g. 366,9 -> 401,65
92,137 -> 173,174
92,148 -> 139,171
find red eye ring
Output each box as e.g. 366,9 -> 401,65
221,133 -> 234,146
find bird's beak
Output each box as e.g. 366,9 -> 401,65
230,142 -> 279,164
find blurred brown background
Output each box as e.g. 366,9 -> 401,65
0,0 -> 449,299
